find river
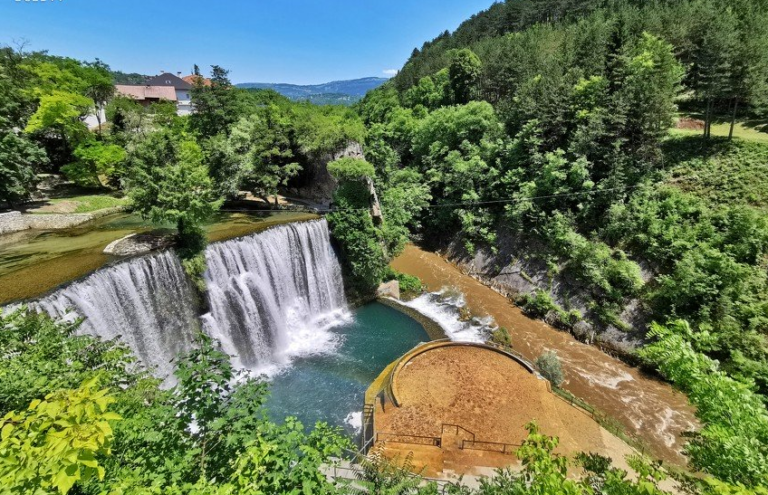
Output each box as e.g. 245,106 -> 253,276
392,244 -> 698,467
0,211 -> 316,305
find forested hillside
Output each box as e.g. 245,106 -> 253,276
345,0 -> 768,486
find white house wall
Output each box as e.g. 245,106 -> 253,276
175,89 -> 193,115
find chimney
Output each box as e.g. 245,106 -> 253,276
177,71 -> 182,77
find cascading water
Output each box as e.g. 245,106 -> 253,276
202,220 -> 348,374
402,289 -> 493,343
37,251 -> 200,378
34,219 -> 349,379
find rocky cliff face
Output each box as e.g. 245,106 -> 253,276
287,141 -> 365,206
444,227 -> 651,357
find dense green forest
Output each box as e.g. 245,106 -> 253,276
3,0 -> 768,492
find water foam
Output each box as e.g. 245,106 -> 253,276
202,219 -> 349,375
37,251 -> 200,378
344,411 -> 362,434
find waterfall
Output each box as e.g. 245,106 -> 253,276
202,219 -> 348,374
35,219 -> 348,378
37,251 -> 200,378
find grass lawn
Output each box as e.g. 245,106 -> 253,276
672,113 -> 768,143
44,194 -> 130,214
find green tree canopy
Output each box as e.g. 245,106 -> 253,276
448,48 -> 482,104
125,129 -> 222,238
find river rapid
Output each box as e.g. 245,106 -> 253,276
392,244 -> 698,467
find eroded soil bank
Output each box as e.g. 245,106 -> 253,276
392,244 -> 698,467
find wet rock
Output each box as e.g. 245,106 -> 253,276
377,280 -> 401,300
443,225 -> 649,357
103,233 -> 174,256
572,320 -> 595,342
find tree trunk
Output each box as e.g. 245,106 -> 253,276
96,105 -> 103,135
704,97 -> 712,139
729,98 -> 739,140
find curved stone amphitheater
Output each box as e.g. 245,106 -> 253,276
364,341 -> 637,478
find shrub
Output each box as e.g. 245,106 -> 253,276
384,268 -> 423,295
181,252 -> 208,293
327,157 -> 375,182
518,290 -> 558,318
491,327 -> 513,349
536,351 -> 564,387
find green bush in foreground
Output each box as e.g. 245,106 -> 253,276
0,309 -> 349,495
640,320 -> 768,487
0,380 -> 119,495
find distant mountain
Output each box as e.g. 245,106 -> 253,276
236,77 -> 388,105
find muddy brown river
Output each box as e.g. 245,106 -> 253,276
392,244 -> 698,467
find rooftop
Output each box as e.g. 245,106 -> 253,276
115,84 -> 177,101
145,72 -> 193,90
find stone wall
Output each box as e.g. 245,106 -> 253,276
287,141 -> 365,205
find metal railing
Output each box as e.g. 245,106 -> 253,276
361,404 -> 375,455
442,423 -> 476,442
376,432 -> 442,447
461,439 -> 520,454
375,423 -> 522,457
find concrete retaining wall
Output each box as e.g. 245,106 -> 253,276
0,212 -> 30,235
0,207 -> 126,236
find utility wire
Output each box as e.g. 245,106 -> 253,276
219,183 -> 650,215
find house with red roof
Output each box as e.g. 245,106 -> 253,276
115,72 -> 194,115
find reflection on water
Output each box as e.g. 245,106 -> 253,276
392,244 -> 699,467
0,211 -> 317,304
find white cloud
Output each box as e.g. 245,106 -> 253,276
383,69 -> 398,76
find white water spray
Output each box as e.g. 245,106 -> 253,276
402,289 -> 491,342
202,219 -> 348,375
37,251 -> 200,378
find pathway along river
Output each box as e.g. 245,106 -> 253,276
392,244 -> 698,467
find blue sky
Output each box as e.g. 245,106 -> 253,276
0,0 -> 497,84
